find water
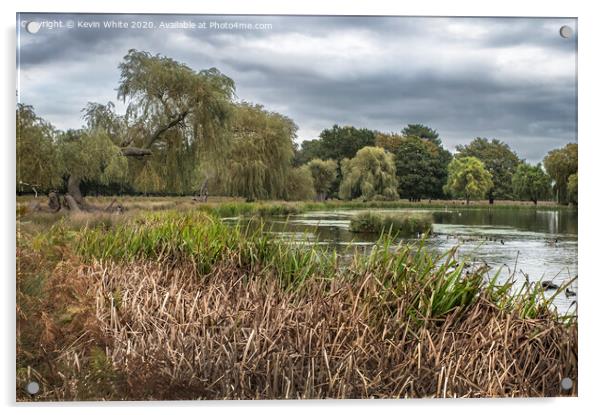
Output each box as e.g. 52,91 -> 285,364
225,207 -> 578,314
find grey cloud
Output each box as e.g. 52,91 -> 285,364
17,13 -> 577,163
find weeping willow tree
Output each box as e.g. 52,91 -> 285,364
80,49 -> 235,199
339,146 -> 399,201
226,102 -> 297,201
286,166 -> 316,201
16,104 -> 62,194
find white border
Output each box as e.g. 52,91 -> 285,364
3,1 -> 600,414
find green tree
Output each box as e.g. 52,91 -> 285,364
567,173 -> 578,205
339,147 -> 398,201
285,166 -> 316,201
294,139 -> 324,166
456,137 -> 520,203
16,104 -> 62,194
318,125 -> 376,161
226,103 -> 296,201
402,124 -> 441,146
444,156 -> 493,204
307,159 -> 337,201
511,163 -> 551,205
56,129 -> 129,208
395,136 -> 451,201
104,49 -> 235,197
543,143 -> 578,205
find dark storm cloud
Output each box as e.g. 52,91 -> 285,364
17,13 -> 577,163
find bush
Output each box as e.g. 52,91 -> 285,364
349,211 -> 432,236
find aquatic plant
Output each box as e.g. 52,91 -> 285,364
16,209 -> 577,400
349,211 -> 433,236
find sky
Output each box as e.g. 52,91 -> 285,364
17,13 -> 577,163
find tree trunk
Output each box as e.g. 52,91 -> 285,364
533,199 -> 538,205
466,198 -> 470,205
64,194 -> 81,212
48,192 -> 61,212
67,175 -> 85,207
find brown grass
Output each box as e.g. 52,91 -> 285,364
17,253 -> 577,400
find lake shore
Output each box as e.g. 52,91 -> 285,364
16,209 -> 577,400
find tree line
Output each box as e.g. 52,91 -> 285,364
16,50 -> 578,208
295,125 -> 577,205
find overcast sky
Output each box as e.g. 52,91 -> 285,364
17,13 -> 577,163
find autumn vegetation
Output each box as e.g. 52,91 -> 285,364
16,50 -> 578,400
17,210 -> 577,400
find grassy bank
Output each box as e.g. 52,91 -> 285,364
16,196 -> 575,234
17,195 -> 573,213
16,210 -> 577,400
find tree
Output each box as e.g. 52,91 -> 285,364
387,126 -> 451,200
339,147 -> 398,201
307,159 -> 337,201
16,104 -> 62,194
402,124 -> 441,146
286,166 -> 316,201
567,173 -> 578,205
56,129 -> 129,209
511,163 -> 551,205
226,102 -> 296,201
318,125 -> 376,161
294,139 -> 324,166
444,156 -> 493,204
543,143 -> 578,205
98,49 -> 235,198
456,138 -> 520,203
375,132 -> 404,154
395,136 -> 437,201
394,136 -> 451,201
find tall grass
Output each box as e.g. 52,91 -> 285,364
16,209 -> 577,400
349,211 -> 433,236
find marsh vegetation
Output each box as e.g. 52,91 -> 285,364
17,207 -> 577,400
16,50 -> 578,400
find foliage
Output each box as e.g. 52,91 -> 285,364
543,143 -> 578,205
18,210 -> 576,400
375,132 -> 405,153
225,102 -> 297,201
115,49 -> 236,194
82,101 -> 128,145
349,211 -> 432,235
402,123 -> 442,146
56,129 -> 129,185
294,139 -> 324,166
512,163 -> 551,204
339,147 -> 399,201
315,124 -> 376,162
394,136 -> 450,201
444,156 -> 493,204
307,158 -> 337,200
456,138 -> 520,202
567,173 -> 578,205
285,166 -> 316,201
16,104 -> 63,192
117,49 -> 235,152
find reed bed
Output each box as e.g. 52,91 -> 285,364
16,210 -> 577,400
349,211 -> 433,236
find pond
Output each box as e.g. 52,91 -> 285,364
224,207 -> 578,314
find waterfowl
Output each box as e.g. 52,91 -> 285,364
500,239 -> 505,245
565,288 -> 577,297
546,238 -> 559,247
542,281 -> 560,290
